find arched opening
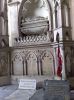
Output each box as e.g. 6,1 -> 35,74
18,0 -> 53,38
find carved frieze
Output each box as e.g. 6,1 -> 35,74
11,49 -> 54,61
14,34 -> 49,46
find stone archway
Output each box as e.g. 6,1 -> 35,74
18,0 -> 53,36
27,51 -> 38,75
12,53 -> 23,75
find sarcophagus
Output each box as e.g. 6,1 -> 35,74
20,17 -> 49,34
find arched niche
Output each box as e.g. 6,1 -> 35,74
42,49 -> 54,76
18,0 -> 53,36
12,54 -> 23,75
27,52 -> 38,75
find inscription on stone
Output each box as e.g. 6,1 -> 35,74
19,79 -> 36,90
43,80 -> 70,100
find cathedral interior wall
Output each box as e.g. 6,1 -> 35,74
1,0 -> 74,85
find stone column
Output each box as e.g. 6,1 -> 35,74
47,31 -> 50,41
23,59 -> 28,75
37,57 -> 39,75
8,1 -> 20,46
0,0 -> 8,36
1,0 -> 5,35
25,60 -> 28,75
40,58 -> 43,75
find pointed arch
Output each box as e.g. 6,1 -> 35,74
18,0 -> 53,36
27,51 -> 38,75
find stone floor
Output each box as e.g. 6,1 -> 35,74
0,85 -> 74,100
0,85 -> 35,100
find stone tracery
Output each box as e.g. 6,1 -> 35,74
11,48 -> 54,76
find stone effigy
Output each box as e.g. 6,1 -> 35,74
20,17 -> 49,34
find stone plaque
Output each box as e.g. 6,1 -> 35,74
43,80 -> 70,100
19,79 -> 36,90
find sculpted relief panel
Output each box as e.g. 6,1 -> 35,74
11,48 -> 54,76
